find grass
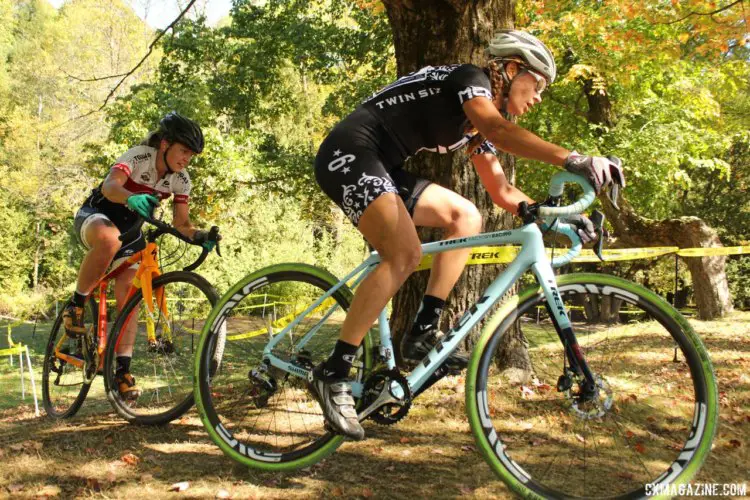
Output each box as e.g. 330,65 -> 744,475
0,312 -> 749,498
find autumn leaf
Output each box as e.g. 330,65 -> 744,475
625,430 -> 635,439
399,437 -> 410,444
331,486 -> 344,497
362,487 -> 374,498
86,478 -> 102,492
728,439 -> 741,448
121,453 -> 140,466
634,443 -> 646,454
678,33 -> 690,44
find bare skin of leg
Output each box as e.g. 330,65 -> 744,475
113,268 -> 138,358
339,193 -> 423,346
77,219 -> 123,295
411,183 -> 483,300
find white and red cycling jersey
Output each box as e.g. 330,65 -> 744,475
80,145 -> 192,231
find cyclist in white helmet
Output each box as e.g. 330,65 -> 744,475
309,29 -> 626,440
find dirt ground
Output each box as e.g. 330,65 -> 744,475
0,312 -> 748,499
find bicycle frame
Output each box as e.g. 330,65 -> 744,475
53,240 -> 170,370
261,221 -> 596,398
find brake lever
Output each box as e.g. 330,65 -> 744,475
589,210 -> 608,262
607,184 -> 621,210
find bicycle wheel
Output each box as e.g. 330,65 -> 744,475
466,273 -> 717,499
104,271 -> 218,425
42,298 -> 98,418
195,263 -> 373,471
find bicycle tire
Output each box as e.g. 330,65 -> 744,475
466,273 -> 718,499
42,297 -> 98,418
103,271 -> 219,425
195,263 -> 374,471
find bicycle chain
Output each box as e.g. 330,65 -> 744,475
361,369 -> 412,426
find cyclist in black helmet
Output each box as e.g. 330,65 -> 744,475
63,112 -> 216,400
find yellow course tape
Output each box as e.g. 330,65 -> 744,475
414,244 -> 748,270
677,246 -> 749,257
227,296 -> 338,341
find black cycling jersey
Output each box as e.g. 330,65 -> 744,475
362,64 -> 496,162
314,63 -> 497,226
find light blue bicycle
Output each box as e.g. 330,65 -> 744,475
194,173 -> 717,499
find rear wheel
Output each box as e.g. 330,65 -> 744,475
42,298 -> 98,418
195,263 -> 373,470
104,271 -> 218,425
467,273 -> 717,499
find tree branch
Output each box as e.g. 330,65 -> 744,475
97,0 -> 199,111
654,0 -> 743,25
61,69 -> 130,83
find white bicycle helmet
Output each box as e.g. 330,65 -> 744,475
487,29 -> 557,84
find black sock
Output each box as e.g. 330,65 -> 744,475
321,340 -> 359,379
409,295 -> 446,337
72,291 -> 87,308
116,356 -> 131,374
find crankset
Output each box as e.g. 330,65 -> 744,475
359,369 -> 411,425
81,328 -> 98,384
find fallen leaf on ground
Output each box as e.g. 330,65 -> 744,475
728,439 -> 741,448
625,430 -> 635,439
331,486 -> 344,497
362,488 -> 374,498
634,443 -> 646,454
86,478 -> 101,492
399,437 -> 410,444
170,482 -> 190,492
121,453 -> 140,466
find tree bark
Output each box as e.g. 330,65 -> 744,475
602,197 -> 733,320
381,0 -> 518,365
580,76 -> 732,320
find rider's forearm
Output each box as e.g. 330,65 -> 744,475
494,184 -> 535,216
486,120 -> 569,167
101,182 -> 135,205
174,223 -> 197,239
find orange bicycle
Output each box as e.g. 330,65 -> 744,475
42,216 -> 222,424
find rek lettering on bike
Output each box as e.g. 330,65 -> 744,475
328,150 -> 356,173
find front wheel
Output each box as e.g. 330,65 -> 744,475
466,273 -> 718,499
104,271 -> 218,425
195,263 -> 373,471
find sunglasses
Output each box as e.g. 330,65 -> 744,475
523,68 -> 548,94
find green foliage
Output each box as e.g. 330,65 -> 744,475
727,257 -> 750,310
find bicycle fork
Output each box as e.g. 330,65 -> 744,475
532,261 -> 598,400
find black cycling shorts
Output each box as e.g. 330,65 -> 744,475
314,108 -> 432,226
74,206 -> 145,264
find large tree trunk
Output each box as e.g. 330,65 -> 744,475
581,76 -> 732,320
381,0 -> 521,366
602,197 -> 733,319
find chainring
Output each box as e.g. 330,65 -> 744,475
362,369 -> 412,426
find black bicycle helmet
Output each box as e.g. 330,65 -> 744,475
159,112 -> 204,154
